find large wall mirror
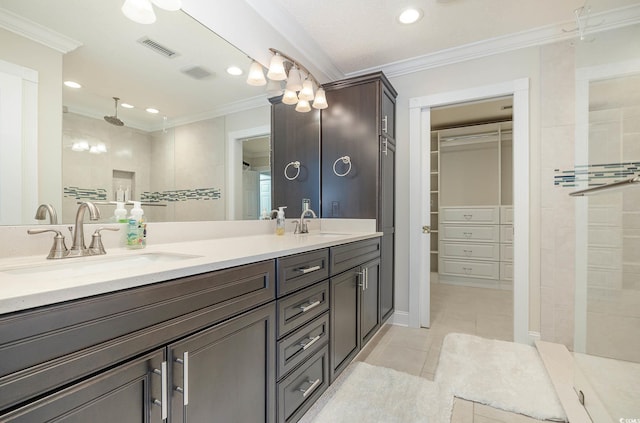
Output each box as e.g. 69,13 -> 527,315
0,0 -> 273,225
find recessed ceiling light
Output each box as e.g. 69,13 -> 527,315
64,80 -> 82,88
398,8 -> 423,24
226,66 -> 243,76
121,103 -> 135,109
146,108 -> 159,114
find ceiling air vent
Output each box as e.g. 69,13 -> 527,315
137,37 -> 178,58
181,65 -> 214,80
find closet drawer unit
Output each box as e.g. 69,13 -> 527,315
500,206 -> 514,224
439,258 -> 499,280
277,345 -> 329,423
500,243 -> 514,262
277,312 -> 329,379
500,225 -> 514,243
439,241 -> 499,261
277,249 -> 329,297
277,281 -> 329,337
500,261 -> 514,281
440,207 -> 499,224
440,224 -> 500,243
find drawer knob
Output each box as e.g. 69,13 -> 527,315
299,300 -> 321,313
299,378 -> 322,398
300,334 -> 322,351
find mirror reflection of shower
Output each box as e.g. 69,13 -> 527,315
241,136 -> 271,220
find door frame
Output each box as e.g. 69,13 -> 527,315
408,78 -> 531,344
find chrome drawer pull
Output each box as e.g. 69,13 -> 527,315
151,361 -> 168,420
463,214 -> 473,220
297,265 -> 321,274
462,267 -> 473,274
175,352 -> 189,406
463,249 -> 472,256
300,335 -> 321,351
299,378 -> 321,398
463,232 -> 473,238
299,300 -> 321,313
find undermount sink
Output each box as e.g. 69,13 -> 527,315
3,252 -> 201,278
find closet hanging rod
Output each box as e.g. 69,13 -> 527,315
569,175 -> 640,197
440,130 -> 511,143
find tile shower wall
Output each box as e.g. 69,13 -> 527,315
539,40 -> 577,347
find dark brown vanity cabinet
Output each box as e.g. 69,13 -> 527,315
0,261 -> 277,423
329,238 -> 382,382
271,98 -> 321,217
321,72 -> 397,325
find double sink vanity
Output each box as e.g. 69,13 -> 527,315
0,226 -> 384,423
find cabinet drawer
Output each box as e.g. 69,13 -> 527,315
277,281 -> 329,337
277,312 -> 329,379
277,345 -> 329,423
440,207 -> 499,224
277,249 -> 329,297
500,206 -> 514,224
500,244 -> 514,262
439,259 -> 499,280
500,225 -> 514,243
330,237 -> 381,276
501,261 -> 514,281
440,241 -> 499,261
440,224 -> 499,242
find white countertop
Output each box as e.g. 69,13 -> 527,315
0,231 -> 380,315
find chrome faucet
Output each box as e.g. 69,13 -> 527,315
34,203 -> 58,224
296,208 -> 317,234
67,202 -> 101,257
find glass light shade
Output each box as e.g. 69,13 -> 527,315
285,67 -> 302,92
298,80 -> 315,101
295,99 -> 311,113
122,0 -> 156,24
267,54 -> 287,81
282,89 -> 299,105
150,0 -> 182,11
246,61 -> 266,86
266,79 -> 283,97
312,88 -> 328,109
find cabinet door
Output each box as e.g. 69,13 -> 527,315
381,87 -> 395,139
1,350 -> 165,423
379,137 -> 395,231
360,258 -> 380,346
272,100 -> 321,217
169,303 -> 276,423
379,231 -> 395,322
329,269 -> 361,381
321,82 -> 378,219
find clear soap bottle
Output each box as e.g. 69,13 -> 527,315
275,206 -> 286,236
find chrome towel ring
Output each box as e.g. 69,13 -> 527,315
333,156 -> 352,177
284,161 -> 301,180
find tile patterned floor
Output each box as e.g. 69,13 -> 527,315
354,282 -> 550,423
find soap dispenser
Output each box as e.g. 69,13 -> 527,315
275,206 -> 287,236
127,201 -> 145,249
114,202 -> 128,223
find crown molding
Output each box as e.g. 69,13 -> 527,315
0,7 -> 82,53
348,4 -> 640,78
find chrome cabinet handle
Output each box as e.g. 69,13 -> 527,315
356,270 -> 365,291
463,249 -> 473,256
463,214 -> 473,220
175,352 -> 189,406
382,115 -> 388,133
152,361 -> 168,420
463,232 -> 473,238
299,378 -> 321,398
297,265 -> 321,274
462,267 -> 473,274
300,335 -> 321,351
299,300 -> 321,313
382,138 -> 388,156
364,267 -> 369,290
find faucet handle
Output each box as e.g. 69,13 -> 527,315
89,227 -> 120,255
292,220 -> 301,234
27,229 -> 68,259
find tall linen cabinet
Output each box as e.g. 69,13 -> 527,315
321,72 -> 397,323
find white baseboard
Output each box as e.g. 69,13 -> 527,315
388,311 -> 409,327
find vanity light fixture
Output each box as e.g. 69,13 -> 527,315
146,108 -> 159,114
122,0 -> 182,25
247,48 -> 328,112
64,81 -> 82,89
398,8 -> 423,24
226,66 -> 243,76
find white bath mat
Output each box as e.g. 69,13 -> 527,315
435,333 -> 567,421
299,361 -> 454,423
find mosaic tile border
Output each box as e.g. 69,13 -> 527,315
555,162 -> 640,188
141,188 -> 221,202
63,187 -> 108,201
